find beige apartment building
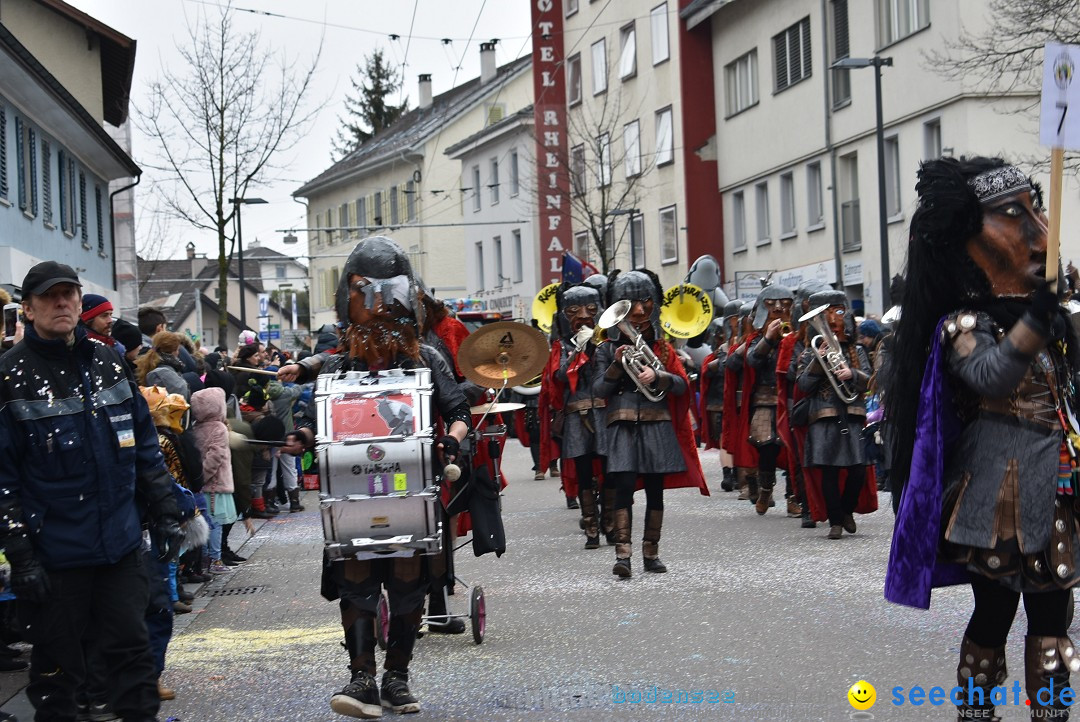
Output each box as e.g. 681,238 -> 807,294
294,47 -> 532,328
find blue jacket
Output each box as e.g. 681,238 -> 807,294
0,324 -> 178,570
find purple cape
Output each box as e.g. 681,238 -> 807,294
884,318 -> 969,609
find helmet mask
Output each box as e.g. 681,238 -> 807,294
752,284 -> 795,331
608,270 -> 662,341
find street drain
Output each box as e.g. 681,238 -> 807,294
207,586 -> 267,597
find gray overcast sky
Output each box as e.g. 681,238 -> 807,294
65,0 -> 534,264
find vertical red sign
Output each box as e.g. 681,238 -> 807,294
531,0 -> 570,286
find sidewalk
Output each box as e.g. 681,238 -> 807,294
0,507 -> 287,721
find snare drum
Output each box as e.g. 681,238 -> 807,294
321,493 -> 442,560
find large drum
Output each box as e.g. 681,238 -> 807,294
315,369 -> 443,560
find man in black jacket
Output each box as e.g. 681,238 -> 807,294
0,261 -> 183,722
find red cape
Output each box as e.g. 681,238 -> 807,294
721,337 -> 759,468
655,344 -> 709,496
699,351 -> 719,450
538,341 -> 572,496
432,315 -> 470,379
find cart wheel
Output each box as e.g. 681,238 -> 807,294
376,589 -> 390,651
470,585 -> 486,644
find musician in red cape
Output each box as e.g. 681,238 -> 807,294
795,289 -> 877,539
277,237 -> 471,718
727,285 -> 795,515
779,280 -> 831,529
550,283 -> 607,548
699,311 -> 735,492
723,301 -> 759,502
593,270 -> 707,578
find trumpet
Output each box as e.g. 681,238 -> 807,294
799,305 -> 859,404
779,321 -> 794,337
597,300 -> 667,402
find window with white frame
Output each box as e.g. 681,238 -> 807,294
773,17 -> 812,92
807,161 -> 824,226
598,133 -> 611,187
725,50 -> 758,116
780,171 -> 796,235
476,241 -> 485,291
655,107 -> 673,165
567,54 -> 582,105
631,213 -> 645,269
885,135 -> 901,217
471,166 -> 481,212
624,121 -> 641,177
830,0 -> 851,106
509,149 -> 519,196
659,205 -> 678,264
877,0 -> 929,46
733,191 -> 746,250
571,144 -> 586,196
574,230 -> 591,264
923,118 -> 941,159
619,23 -> 637,79
591,39 -> 607,95
513,229 -> 523,282
566,0 -> 578,16
494,235 -> 504,286
490,158 -> 500,205
277,264 -> 287,279
840,152 -> 860,250
755,181 -> 770,243
651,3 -> 669,65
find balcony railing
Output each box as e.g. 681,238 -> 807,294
841,199 -> 861,250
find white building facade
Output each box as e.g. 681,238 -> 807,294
685,0 -> 1080,315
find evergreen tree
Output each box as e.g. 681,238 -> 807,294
333,49 -> 409,160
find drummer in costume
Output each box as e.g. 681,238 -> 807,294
728,284 -> 795,515
782,280 -> 831,529
885,157 -> 1080,721
795,289 -> 876,539
549,284 -> 608,548
277,237 -> 471,718
592,270 -> 708,577
724,301 -> 760,502
699,314 -> 734,491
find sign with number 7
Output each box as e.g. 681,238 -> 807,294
1041,43 -> 1078,148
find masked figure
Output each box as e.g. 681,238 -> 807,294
281,236 -> 471,719
592,270 -> 707,577
700,316 -> 733,490
884,157 -> 1080,721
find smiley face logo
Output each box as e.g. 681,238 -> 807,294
848,680 -> 876,710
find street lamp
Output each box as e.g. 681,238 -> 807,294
228,196 -> 268,330
830,56 -> 893,310
610,208 -> 641,269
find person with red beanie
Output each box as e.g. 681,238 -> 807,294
80,294 -> 117,347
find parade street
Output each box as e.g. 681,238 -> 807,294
0,441 -> 1036,721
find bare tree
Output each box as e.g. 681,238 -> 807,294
926,0 -> 1080,169
528,87 -> 655,275
136,2 -> 322,337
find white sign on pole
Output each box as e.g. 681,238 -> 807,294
291,292 -> 298,329
257,292 -> 270,318
1040,43 -> 1079,148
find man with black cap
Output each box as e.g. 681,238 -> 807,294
0,261 -> 184,721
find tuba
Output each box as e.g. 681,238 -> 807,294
798,305 -> 859,404
659,283 -> 714,340
598,300 -> 667,402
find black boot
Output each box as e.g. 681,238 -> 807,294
1025,635 -> 1075,720
955,635 -> 1005,721
383,611 -> 422,713
642,509 -> 667,573
330,615 -> 382,719
720,467 -> 735,492
381,670 -> 420,715
427,590 -> 465,634
288,488 -> 305,512
612,508 -> 632,578
580,488 -> 600,549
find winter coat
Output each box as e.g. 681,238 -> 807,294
146,356 -> 190,401
0,324 -> 178,570
190,387 -> 234,494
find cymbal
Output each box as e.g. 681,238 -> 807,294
458,321 -> 550,387
469,401 -> 525,415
